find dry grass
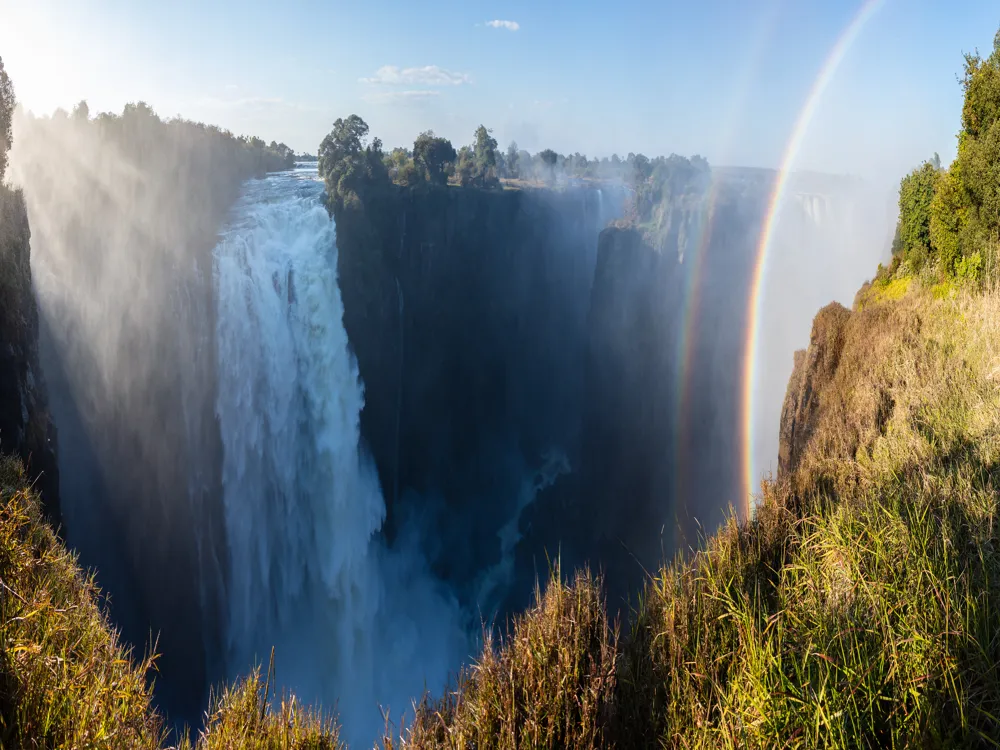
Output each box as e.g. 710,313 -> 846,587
179,665 -> 342,750
0,454 -> 341,749
396,281 -> 1000,749
0,453 -> 164,748
9,269 -> 1000,747
404,566 -> 618,750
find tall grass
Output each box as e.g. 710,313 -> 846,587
8,275 -> 1000,748
400,282 -> 1000,748
0,454 -> 341,749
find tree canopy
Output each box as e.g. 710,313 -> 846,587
0,56 -> 15,182
889,26 -> 1000,282
318,114 -> 389,208
413,131 -> 456,186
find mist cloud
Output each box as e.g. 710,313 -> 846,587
486,20 -> 520,31
359,65 -> 471,86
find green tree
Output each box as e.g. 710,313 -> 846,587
929,167 -> 966,272
0,56 -> 15,182
318,114 -> 388,207
72,100 -> 90,121
455,145 -> 476,186
473,125 -> 499,187
539,149 -> 558,184
506,141 -> 520,179
413,131 -> 456,185
894,161 -> 939,267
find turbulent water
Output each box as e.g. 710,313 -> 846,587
213,167 -> 467,743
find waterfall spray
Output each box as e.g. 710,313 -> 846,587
213,167 -> 468,744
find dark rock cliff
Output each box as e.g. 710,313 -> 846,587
512,189 -> 767,609
0,186 -> 58,524
334,183 -> 622,603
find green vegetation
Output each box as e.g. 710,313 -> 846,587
0,453 -> 342,748
0,56 -> 14,181
891,29 -> 1000,284
413,131 -> 456,185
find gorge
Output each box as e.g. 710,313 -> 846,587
2,107 -> 891,744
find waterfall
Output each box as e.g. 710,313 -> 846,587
213,167 -> 467,744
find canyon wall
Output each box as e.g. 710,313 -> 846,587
0,185 -> 58,522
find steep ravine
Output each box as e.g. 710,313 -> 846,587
333,183 -> 624,611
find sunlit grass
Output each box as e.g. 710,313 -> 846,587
0,453 -> 341,749
9,275 -> 1000,747
399,283 -> 1000,748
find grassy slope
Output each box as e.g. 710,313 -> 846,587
405,279 -> 1000,749
0,454 -> 340,749
5,220 -> 1000,748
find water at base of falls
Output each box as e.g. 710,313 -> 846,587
213,166 -> 468,744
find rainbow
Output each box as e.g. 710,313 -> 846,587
740,0 -> 887,515
673,2 -> 779,542
672,174 -> 721,548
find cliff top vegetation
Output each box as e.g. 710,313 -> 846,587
317,113 -> 712,225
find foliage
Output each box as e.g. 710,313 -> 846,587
269,140 -> 297,169
955,250 -> 983,284
0,56 -> 14,182
538,148 -> 558,183
471,125 -> 500,188
454,145 -> 475,186
318,114 -> 389,208
72,99 -> 90,121
412,131 -> 456,186
893,160 -> 938,267
928,167 -> 966,272
505,141 -> 519,179
895,26 -> 1000,281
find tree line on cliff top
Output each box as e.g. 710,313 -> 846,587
890,29 -> 1000,286
317,113 -> 711,226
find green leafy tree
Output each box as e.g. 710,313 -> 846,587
506,141 -> 520,179
455,145 -> 476,186
72,100 -> 90,121
929,167 -> 967,272
539,149 -> 558,184
473,125 -> 499,187
930,28 -> 1000,279
318,114 -> 388,207
413,131 -> 456,186
0,56 -> 15,181
894,161 -> 939,267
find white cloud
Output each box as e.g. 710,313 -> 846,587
362,90 -> 442,105
359,65 -> 471,86
486,20 -> 520,31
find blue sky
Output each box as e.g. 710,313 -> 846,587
1,0 -> 998,184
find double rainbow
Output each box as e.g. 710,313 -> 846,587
738,0 -> 888,514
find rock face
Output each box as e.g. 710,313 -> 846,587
334,183 -> 623,602
576,227 -> 680,584
546,193 -> 762,604
777,302 -> 852,478
0,186 -> 59,523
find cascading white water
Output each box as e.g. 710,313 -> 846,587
214,167 -> 467,744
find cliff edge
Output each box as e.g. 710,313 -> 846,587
0,185 -> 58,525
